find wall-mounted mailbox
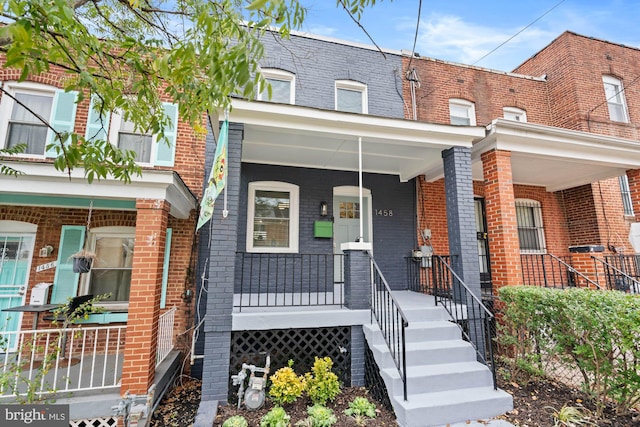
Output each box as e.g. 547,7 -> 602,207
314,221 -> 333,238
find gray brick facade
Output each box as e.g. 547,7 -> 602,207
343,249 -> 372,310
196,122 -> 244,402
259,34 -> 404,119
350,326 -> 366,386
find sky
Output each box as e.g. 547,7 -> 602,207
296,0 -> 640,72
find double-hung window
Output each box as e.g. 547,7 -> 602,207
515,199 -> 546,253
335,80 -> 368,114
258,69 -> 295,104
0,82 -> 77,157
602,76 -> 629,122
503,107 -> 527,122
246,182 -> 299,253
108,112 -> 153,164
619,175 -> 634,216
84,227 -> 135,303
449,99 -> 476,125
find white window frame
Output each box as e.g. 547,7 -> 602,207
108,110 -> 156,166
258,69 -> 295,104
503,107 -> 527,122
246,181 -> 299,253
335,80 -> 368,114
515,199 -> 546,254
619,175 -> 634,216
79,226 -> 135,309
449,98 -> 476,125
602,75 -> 629,123
0,81 -> 57,157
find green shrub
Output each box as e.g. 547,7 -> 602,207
304,357 -> 341,405
344,396 -> 377,425
269,360 -> 306,405
260,406 -> 290,427
222,415 -> 249,427
498,286 -> 640,416
305,404 -> 337,427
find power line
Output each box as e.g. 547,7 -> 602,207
405,0 -> 423,72
414,0 -> 567,104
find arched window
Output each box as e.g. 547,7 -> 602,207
503,107 -> 527,122
515,199 -> 546,253
335,80 -> 368,114
258,69 -> 295,104
449,98 -> 476,125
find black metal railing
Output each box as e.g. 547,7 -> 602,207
431,255 -> 497,389
370,255 -> 408,401
521,253 -> 600,289
598,255 -> 640,293
234,253 -> 344,310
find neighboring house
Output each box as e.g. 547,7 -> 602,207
406,31 -> 640,294
0,63 -> 204,424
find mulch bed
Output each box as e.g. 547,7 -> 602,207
497,378 -> 640,427
150,375 -> 640,427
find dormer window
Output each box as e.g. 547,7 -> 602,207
258,69 -> 295,104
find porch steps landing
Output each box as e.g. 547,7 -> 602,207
363,291 -> 512,427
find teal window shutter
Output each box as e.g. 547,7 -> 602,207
154,102 -> 178,167
85,95 -> 111,142
51,225 -> 85,304
46,90 -> 78,158
160,228 -> 172,309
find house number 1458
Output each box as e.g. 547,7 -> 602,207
375,209 -> 393,216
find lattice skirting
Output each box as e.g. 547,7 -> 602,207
364,345 -> 393,412
229,327 -> 352,402
70,417 -> 119,427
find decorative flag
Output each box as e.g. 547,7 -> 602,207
197,120 -> 229,230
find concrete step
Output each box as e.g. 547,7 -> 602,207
395,386 -> 514,427
402,339 -> 477,365
404,320 -> 461,342
382,361 -> 494,395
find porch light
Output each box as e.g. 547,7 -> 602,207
320,201 -> 328,217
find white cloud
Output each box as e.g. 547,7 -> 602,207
414,13 -> 557,71
305,24 -> 339,37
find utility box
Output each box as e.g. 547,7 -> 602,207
30,283 -> 52,305
314,221 -> 333,238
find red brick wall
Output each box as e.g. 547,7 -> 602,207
403,57 -> 551,127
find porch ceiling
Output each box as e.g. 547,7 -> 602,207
0,163 -> 197,219
230,99 -> 484,182
470,119 -> 640,192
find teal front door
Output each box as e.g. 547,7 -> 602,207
0,234 -> 34,351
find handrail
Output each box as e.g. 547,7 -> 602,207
592,256 -> 640,293
369,254 -> 408,401
548,253 -> 601,289
431,255 -> 497,389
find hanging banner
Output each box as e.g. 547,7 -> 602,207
197,120 -> 229,230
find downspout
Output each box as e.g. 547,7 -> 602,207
406,68 -> 420,121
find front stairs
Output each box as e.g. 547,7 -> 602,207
363,291 -> 512,427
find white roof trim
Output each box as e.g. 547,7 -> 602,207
0,163 -> 197,219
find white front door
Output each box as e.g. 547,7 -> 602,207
333,187 -> 372,282
0,233 -> 35,351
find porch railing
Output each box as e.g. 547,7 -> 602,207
370,254 -> 408,401
156,307 -> 176,367
234,253 -> 344,310
521,253 -> 600,289
597,255 -> 640,293
431,255 -> 497,389
0,325 -> 125,399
